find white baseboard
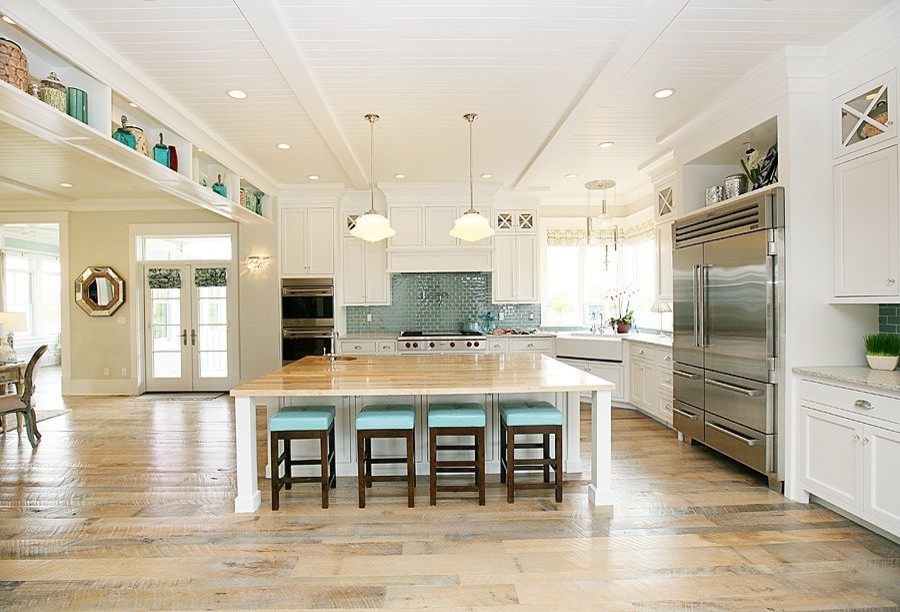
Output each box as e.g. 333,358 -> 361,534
65,378 -> 137,396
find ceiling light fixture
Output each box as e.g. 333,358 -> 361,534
450,113 -> 495,242
653,88 -> 676,99
565,173 -> 578,178
1,15 -> 16,25
480,173 -> 492,179
585,179 -> 617,268
227,89 -> 247,99
128,101 -> 138,108
307,175 -> 320,180
351,114 -> 396,242
59,182 -> 74,188
276,143 -> 291,150
598,141 -> 615,149
393,173 -> 406,179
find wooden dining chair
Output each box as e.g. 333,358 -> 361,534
0,345 -> 48,448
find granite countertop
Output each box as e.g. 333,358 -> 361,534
793,366 -> 900,394
623,334 -> 673,348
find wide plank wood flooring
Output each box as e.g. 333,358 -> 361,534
1,383 -> 898,610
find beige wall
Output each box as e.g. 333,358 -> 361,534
66,207 -> 281,393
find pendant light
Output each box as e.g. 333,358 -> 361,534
450,113 -> 495,242
585,179 -> 617,270
351,113 -> 396,242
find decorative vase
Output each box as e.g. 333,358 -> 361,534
0,37 -> 28,92
254,191 -> 264,215
66,87 -> 88,124
123,119 -> 150,157
168,145 -> 178,171
614,322 -> 632,334
866,354 -> 899,371
723,174 -> 749,199
38,72 -> 67,112
152,132 -> 170,167
112,115 -> 136,150
705,185 -> 724,207
211,174 -> 227,197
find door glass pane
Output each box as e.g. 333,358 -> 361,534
142,235 -> 232,261
842,86 -> 889,146
148,268 -> 182,379
195,268 -> 228,379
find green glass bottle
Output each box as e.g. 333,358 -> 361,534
152,133 -> 170,167
212,174 -> 227,197
112,115 -> 136,149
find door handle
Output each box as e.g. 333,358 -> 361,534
699,264 -> 709,348
853,399 -> 873,410
673,369 -> 700,380
672,407 -> 699,421
692,264 -> 700,348
191,329 -> 197,346
706,378 -> 763,397
181,329 -> 187,346
707,422 -> 759,447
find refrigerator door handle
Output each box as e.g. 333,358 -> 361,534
692,264 -> 700,347
673,369 -> 701,380
707,422 -> 759,447
706,377 -> 764,397
699,264 -> 709,348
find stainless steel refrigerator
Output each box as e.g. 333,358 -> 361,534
672,187 -> 785,489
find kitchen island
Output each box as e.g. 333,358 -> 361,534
230,353 -> 615,513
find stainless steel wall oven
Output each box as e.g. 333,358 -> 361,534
281,279 -> 335,365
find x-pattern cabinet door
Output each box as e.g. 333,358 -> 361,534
834,71 -> 896,159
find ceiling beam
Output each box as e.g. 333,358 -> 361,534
233,0 -> 369,190
512,0 -> 689,190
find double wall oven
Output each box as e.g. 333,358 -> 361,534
281,279 -> 335,365
672,187 -> 785,489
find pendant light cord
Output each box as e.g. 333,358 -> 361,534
464,113 -> 477,213
369,115 -> 376,213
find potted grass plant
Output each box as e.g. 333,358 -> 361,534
864,333 -> 900,371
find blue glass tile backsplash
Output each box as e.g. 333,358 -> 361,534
879,304 -> 900,335
346,273 -> 540,334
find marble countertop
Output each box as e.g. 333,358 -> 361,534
623,334 -> 673,347
793,366 -> 900,394
232,353 -> 615,397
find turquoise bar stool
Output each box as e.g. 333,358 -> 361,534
356,405 -> 416,508
427,403 -> 486,506
499,400 -> 564,503
269,405 -> 336,510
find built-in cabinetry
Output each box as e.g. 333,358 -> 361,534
493,209 -> 539,304
280,207 -> 335,277
798,379 -> 900,537
652,179 -> 675,302
831,71 -> 900,302
628,341 -> 673,426
339,336 -> 555,358
341,212 -> 389,306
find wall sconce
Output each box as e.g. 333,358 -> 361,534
244,255 -> 270,272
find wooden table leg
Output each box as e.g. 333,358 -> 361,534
234,396 -> 261,513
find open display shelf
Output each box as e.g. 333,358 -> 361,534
0,20 -> 270,224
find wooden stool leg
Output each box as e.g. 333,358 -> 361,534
357,431 -> 366,509
270,431 -> 280,511
543,433 -> 551,483
499,419 -> 507,484
429,427 -> 437,506
506,426 -> 515,503
320,431 -> 330,509
329,425 -> 337,489
283,437 -> 292,490
477,428 -> 485,506
406,430 -> 415,508
554,425 -> 563,503
365,438 -> 372,488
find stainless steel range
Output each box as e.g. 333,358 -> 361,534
397,331 -> 487,354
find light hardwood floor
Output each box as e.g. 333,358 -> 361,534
1,385 -> 898,610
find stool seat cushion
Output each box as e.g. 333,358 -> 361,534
356,405 -> 415,430
428,403 -> 486,428
270,405 -> 335,432
500,400 -> 563,426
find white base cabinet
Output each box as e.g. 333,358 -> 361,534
798,380 -> 900,537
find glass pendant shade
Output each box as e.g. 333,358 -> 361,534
351,211 -> 396,242
597,211 -> 613,231
450,210 -> 493,241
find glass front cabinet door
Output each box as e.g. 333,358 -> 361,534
834,71 -> 896,158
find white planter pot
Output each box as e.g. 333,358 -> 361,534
866,354 -> 899,371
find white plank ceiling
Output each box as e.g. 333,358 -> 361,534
46,0 -> 893,201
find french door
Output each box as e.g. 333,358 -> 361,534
144,263 -> 238,391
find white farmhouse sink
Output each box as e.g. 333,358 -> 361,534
556,333 -> 623,361
567,332 -> 620,339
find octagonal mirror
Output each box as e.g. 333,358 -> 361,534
75,267 -> 125,317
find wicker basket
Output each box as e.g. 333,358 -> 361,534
0,36 -> 29,92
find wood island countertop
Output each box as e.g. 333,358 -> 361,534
231,353 -> 615,397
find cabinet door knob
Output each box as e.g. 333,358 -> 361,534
888,278 -> 896,286
863,437 -> 870,444
854,434 -> 861,441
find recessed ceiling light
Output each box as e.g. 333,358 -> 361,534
227,89 -> 247,99
598,141 -> 615,149
128,101 -> 138,108
565,173 -> 578,178
393,173 -> 406,179
307,175 -> 320,180
480,173 -> 492,179
276,143 -> 291,150
197,147 -> 204,153
2,15 -> 16,25
653,88 -> 676,99
59,182 -> 74,188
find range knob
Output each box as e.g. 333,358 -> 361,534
449,342 -> 456,348
413,342 -> 419,348
474,341 -> 480,347
466,341 -> 472,347
405,342 -> 411,348
429,342 -> 436,348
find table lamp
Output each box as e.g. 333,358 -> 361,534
650,300 -> 672,337
0,312 -> 27,364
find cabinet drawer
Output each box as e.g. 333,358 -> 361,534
338,340 -> 377,354
705,413 -> 774,474
629,342 -> 653,361
658,395 -> 673,425
487,338 -> 509,353
508,337 -> 553,354
800,380 -> 900,429
376,340 -> 396,354
673,400 -> 704,441
673,363 -> 704,410
658,369 -> 673,392
656,348 -> 673,369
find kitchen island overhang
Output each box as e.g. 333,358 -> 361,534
230,353 -> 615,513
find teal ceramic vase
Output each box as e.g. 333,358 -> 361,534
66,87 -> 88,124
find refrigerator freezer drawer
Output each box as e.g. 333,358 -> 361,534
704,371 -> 774,434
673,400 -> 704,442
673,362 -> 704,409
704,413 -> 775,474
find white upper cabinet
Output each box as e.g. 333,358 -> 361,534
423,206 -> 457,247
389,206 -> 424,247
656,185 -> 675,220
495,209 -> 537,233
833,71 -> 896,159
493,228 -> 539,304
832,144 -> 899,299
342,235 -> 389,306
656,221 -> 674,301
280,206 -> 335,277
